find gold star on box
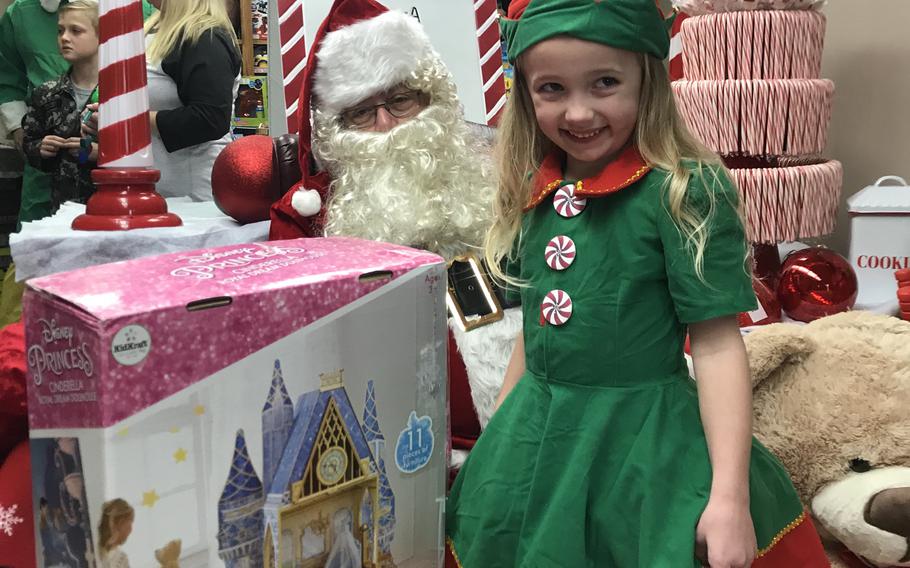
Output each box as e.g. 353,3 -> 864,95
173,448 -> 188,463
141,490 -> 160,508
169,426 -> 180,433
193,405 -> 206,416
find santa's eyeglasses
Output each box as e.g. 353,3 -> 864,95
340,90 -> 429,129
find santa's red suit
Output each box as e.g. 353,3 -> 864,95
266,0 -> 520,469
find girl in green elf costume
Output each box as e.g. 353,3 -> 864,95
445,1 -> 830,567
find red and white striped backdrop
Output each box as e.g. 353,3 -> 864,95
278,0 -> 307,133
474,0 -> 506,125
668,10 -> 689,81
97,0 -> 152,168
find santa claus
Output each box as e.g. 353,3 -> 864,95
268,0 -> 520,464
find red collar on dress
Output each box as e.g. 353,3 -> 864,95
524,145 -> 652,211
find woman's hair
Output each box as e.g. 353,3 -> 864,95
485,53 -> 732,284
145,0 -> 238,64
98,498 -> 134,556
58,0 -> 100,33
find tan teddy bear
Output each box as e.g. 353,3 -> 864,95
745,311 -> 910,567
154,538 -> 181,568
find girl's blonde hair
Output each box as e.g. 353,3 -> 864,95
98,498 -> 134,556
485,54 -> 733,283
145,0 -> 238,64
59,0 -> 100,32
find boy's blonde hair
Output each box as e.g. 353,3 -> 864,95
485,54 -> 733,284
145,0 -> 238,64
59,0 -> 100,32
98,498 -> 134,556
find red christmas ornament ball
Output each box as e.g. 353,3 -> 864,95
0,322 -> 27,462
777,247 -> 858,323
212,135 -> 281,224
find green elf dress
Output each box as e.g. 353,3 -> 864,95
445,146 -> 830,567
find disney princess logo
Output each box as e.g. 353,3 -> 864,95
170,245 -> 307,279
38,318 -> 73,346
27,319 -> 94,386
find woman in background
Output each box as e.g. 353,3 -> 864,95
143,0 -> 241,200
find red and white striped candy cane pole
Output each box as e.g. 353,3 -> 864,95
72,0 -> 181,230
668,10 -> 688,82
475,0 -> 506,125
278,0 -> 306,134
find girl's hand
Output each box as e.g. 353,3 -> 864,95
62,137 -> 83,157
694,496 -> 757,568
39,135 -> 68,158
81,103 -> 99,137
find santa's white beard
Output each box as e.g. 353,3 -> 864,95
314,104 -> 494,260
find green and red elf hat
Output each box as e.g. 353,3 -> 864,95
501,0 -> 673,63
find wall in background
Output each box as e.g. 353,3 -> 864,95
820,0 -> 910,254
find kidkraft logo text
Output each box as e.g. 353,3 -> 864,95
27,318 -> 94,387
169,245 -> 307,279
111,325 -> 152,366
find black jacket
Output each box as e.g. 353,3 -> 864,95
21,71 -> 96,212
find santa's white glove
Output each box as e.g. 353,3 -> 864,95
290,188 -> 322,217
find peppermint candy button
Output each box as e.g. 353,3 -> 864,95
541,289 -> 573,326
553,184 -> 587,218
545,236 -> 576,271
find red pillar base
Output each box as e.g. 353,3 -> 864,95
72,168 -> 182,231
752,242 -> 782,289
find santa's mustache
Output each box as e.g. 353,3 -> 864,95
314,104 -> 454,168
313,103 -> 494,259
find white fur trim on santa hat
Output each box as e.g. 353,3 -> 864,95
313,11 -> 438,116
40,0 -> 61,12
290,188 -> 322,217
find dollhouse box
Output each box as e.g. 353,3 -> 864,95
23,238 -> 447,568
847,176 -> 910,310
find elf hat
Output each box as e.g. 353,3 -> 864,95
502,0 -> 671,63
269,0 -> 443,237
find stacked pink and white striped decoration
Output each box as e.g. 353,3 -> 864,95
97,0 -> 152,167
674,79 -> 834,156
671,0 -> 842,244
278,0 -> 307,133
672,0 -> 825,14
475,0 -> 507,124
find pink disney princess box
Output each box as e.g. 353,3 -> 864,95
23,238 -> 447,568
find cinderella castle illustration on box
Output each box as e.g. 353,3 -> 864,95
216,360 -> 397,568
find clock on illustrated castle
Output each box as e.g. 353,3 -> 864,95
317,446 -> 348,486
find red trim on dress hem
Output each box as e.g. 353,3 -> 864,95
752,512 -> 830,568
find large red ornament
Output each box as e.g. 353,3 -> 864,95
777,247 -> 858,322
212,135 -> 282,224
0,322 -> 26,464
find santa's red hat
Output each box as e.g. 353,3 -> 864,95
269,0 -> 441,240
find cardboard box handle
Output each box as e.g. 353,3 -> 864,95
874,175 -> 908,187
186,297 -> 233,311
358,270 -> 393,283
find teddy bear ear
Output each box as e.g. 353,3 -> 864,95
744,323 -> 816,389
